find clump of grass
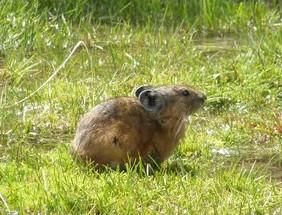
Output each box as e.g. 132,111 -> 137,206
1,0 -> 282,214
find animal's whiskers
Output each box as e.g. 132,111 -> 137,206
173,112 -> 188,143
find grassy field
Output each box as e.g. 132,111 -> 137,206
0,0 -> 282,214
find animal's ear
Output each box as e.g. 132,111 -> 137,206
139,90 -> 165,113
134,85 -> 153,98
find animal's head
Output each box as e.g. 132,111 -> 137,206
134,84 -> 206,122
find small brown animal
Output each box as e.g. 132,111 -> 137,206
72,85 -> 206,168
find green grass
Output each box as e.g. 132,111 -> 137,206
0,0 -> 282,214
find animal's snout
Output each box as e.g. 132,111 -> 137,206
197,93 -> 207,103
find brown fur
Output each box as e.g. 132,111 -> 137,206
72,85 -> 206,167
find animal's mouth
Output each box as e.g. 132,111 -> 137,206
193,94 -> 207,111
196,99 -> 206,109
188,99 -> 206,114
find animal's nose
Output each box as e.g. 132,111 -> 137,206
198,93 -> 207,102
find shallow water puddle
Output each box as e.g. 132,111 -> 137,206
211,147 -> 238,157
212,147 -> 282,182
193,36 -> 244,57
194,36 -> 240,49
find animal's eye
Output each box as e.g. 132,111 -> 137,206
181,90 -> 190,96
